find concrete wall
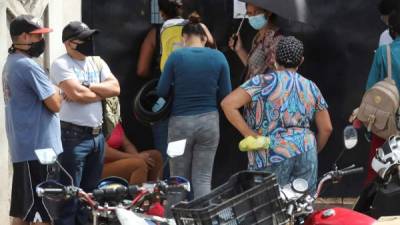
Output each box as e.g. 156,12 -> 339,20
0,0 -> 81,223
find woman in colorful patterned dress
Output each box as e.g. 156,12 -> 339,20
221,36 -> 332,193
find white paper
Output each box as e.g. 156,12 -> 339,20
233,0 -> 246,18
167,139 -> 187,158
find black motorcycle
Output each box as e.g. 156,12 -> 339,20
354,135 -> 400,218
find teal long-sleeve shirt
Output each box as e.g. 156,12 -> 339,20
366,37 -> 400,90
157,47 -> 232,116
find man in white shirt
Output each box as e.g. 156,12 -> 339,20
50,21 -> 120,225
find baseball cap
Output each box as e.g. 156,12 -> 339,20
10,15 -> 52,36
62,21 -> 99,42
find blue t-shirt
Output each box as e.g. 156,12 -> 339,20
2,53 -> 63,163
157,47 -> 232,116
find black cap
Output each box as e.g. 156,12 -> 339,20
62,21 -> 99,42
10,15 -> 52,36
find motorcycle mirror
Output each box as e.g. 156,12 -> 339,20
291,178 -> 309,193
167,139 -> 186,158
167,176 -> 191,192
35,148 -> 57,165
35,148 -> 75,187
343,125 -> 358,149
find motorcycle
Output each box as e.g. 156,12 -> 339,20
353,135 -> 400,219
34,139 -> 190,225
36,175 -> 189,225
280,125 -> 377,225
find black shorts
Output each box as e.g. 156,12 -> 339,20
10,161 -> 54,222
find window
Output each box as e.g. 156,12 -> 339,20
151,0 -> 163,24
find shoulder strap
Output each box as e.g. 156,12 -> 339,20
91,56 -> 104,81
91,56 -> 103,70
386,45 -> 393,80
155,25 -> 161,58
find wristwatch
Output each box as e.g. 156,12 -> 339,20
81,81 -> 90,88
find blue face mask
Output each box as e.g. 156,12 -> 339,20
248,14 -> 268,30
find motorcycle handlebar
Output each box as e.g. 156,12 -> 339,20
340,167 -> 364,176
39,181 -> 169,201
91,181 -> 183,202
93,185 -> 140,200
314,166 -> 364,199
37,187 -> 65,196
91,182 -> 172,201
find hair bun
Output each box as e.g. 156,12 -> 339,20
188,12 -> 202,24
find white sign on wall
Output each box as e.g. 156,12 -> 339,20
233,0 -> 246,18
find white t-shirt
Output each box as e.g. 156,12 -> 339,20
50,54 -> 111,127
379,29 -> 393,46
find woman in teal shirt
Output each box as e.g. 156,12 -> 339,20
366,40 -> 400,89
364,11 -> 400,186
156,13 -> 232,199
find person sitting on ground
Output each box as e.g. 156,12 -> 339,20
102,122 -> 163,184
221,36 -> 332,194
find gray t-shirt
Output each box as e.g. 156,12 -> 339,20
50,54 -> 111,127
2,53 -> 63,163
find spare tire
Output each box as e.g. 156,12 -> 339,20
133,79 -> 173,126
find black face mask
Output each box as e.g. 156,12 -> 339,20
13,39 -> 45,57
75,39 -> 95,56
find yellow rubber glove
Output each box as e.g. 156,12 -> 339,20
239,136 -> 270,152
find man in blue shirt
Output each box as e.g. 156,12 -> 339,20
2,15 -> 62,225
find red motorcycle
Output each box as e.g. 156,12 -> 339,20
280,165 -> 376,225
36,176 -> 189,225
280,126 -> 377,225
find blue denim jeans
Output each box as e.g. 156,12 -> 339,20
265,149 -> 318,194
55,123 -> 105,225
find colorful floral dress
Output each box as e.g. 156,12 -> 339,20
241,71 -> 328,170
